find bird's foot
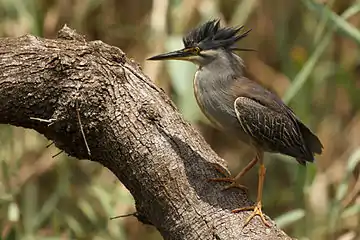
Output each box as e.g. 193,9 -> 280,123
210,162 -> 231,178
208,177 -> 248,192
208,162 -> 248,191
232,201 -> 271,227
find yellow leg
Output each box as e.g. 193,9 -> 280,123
232,152 -> 270,227
208,156 -> 258,191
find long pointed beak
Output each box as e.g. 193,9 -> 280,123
147,49 -> 193,61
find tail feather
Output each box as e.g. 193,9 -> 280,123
297,121 -> 323,163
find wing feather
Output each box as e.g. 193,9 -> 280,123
234,96 -> 310,160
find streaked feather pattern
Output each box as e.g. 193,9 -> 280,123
231,77 -> 323,164
234,97 -> 311,162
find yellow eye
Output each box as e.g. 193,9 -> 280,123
184,47 -> 200,54
184,47 -> 201,54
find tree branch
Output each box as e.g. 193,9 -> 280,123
0,26 -> 291,240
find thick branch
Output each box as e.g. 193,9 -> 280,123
0,26 -> 291,240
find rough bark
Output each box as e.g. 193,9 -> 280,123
0,26 -> 292,240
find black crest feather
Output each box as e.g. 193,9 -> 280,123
182,19 -> 251,50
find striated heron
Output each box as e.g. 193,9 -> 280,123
147,19 -> 323,227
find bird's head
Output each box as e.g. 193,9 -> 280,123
147,19 -> 253,66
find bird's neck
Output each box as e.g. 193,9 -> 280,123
196,52 -> 244,90
194,51 -> 245,105
193,51 -> 243,128
199,51 -> 244,77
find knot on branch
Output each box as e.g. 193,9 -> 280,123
89,40 -> 126,64
57,24 -> 86,42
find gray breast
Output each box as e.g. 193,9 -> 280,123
193,69 -> 252,144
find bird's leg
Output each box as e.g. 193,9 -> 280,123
210,162 -> 232,178
232,151 -> 270,227
208,156 -> 258,191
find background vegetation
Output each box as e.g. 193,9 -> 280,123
0,0 -> 360,239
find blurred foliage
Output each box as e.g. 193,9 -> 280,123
0,0 -> 360,239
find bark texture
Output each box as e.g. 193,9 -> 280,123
0,26 -> 292,240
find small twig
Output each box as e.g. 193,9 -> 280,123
46,141 -> 55,148
110,211 -> 152,225
52,150 -> 63,158
30,117 -> 56,126
110,212 -> 137,220
30,118 -> 62,157
76,100 -> 91,157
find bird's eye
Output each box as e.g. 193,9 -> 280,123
184,47 -> 201,54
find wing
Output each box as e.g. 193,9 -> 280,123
234,96 -> 313,162
229,76 -> 322,161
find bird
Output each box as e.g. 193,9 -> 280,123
147,19 -> 323,227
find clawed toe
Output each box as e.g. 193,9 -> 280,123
232,201 -> 270,227
223,181 -> 249,191
208,177 -> 248,192
210,162 -> 231,178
